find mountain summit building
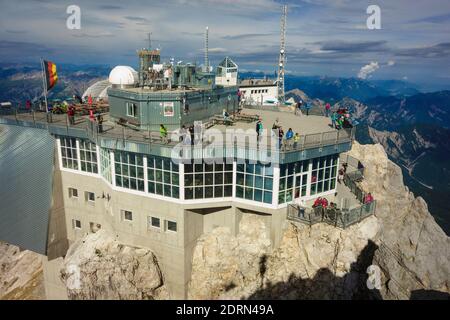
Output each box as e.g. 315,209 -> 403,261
0,48 -> 355,299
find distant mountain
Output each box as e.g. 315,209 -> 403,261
336,91 -> 450,234
239,73 -> 421,103
0,64 -> 110,105
363,91 -> 450,130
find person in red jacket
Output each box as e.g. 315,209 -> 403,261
364,193 -> 374,204
325,102 -> 331,117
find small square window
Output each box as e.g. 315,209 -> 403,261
122,210 -> 133,221
73,219 -> 81,229
69,188 -> 78,198
85,191 -> 95,202
149,216 -> 160,229
166,220 -> 177,232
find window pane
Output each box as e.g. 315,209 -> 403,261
167,221 -> 177,232
263,191 -> 272,204
205,187 -> 213,198
224,185 -> 232,197
214,186 -> 223,198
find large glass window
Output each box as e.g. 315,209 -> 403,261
279,160 -> 309,204
310,155 -> 338,196
236,161 -> 273,204
184,160 -> 233,200
114,151 -> 145,192
147,156 -> 179,198
79,140 -> 98,174
100,148 -> 112,183
60,137 -> 78,170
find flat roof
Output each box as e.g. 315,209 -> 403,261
214,108 -> 334,136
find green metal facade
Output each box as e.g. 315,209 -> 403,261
107,85 -> 238,131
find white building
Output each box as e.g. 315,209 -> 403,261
215,57 -> 238,87
239,79 -> 278,106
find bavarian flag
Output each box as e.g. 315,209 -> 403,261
44,60 -> 58,91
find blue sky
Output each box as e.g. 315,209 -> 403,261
1,0 -> 450,89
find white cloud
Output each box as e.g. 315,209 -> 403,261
357,61 -> 379,79
387,60 -> 396,66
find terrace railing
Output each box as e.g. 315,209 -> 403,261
1,109 -> 355,154
287,201 -> 376,229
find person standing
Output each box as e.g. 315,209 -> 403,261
285,128 -> 294,150
325,102 -> 331,117
96,113 -> 104,133
160,124 -> 168,144
293,132 -> 300,149
331,111 -> 338,129
68,105 -> 75,125
304,102 -> 311,116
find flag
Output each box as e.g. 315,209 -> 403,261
43,60 -> 58,91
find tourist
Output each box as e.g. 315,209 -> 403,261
67,105 -> 75,125
331,111 -> 338,129
313,197 -> 323,217
293,132 -> 300,149
285,128 -> 294,149
364,193 -> 374,204
295,100 -> 303,115
325,102 -> 331,117
321,197 -> 329,220
223,109 -> 232,125
272,118 -> 281,129
304,102 -> 311,116
89,108 -> 95,121
160,124 -> 168,144
256,119 -> 263,138
338,168 -> 345,184
278,127 -> 284,149
96,113 -> 104,133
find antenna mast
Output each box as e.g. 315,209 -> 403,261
277,5 -> 287,104
204,26 -> 209,72
147,32 -> 152,50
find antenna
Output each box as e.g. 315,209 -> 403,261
147,32 -> 152,50
204,26 -> 209,72
277,5 -> 287,104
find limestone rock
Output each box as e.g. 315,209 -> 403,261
60,230 -> 169,300
0,242 -> 44,300
188,142 -> 449,300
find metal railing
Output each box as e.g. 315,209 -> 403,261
287,201 -> 377,229
1,109 -> 355,154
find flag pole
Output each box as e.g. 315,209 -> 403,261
40,58 -> 50,122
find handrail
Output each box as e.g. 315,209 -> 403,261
0,109 -> 355,153
287,200 -> 376,229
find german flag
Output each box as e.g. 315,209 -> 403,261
43,60 -> 58,91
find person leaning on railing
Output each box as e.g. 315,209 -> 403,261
160,124 -> 168,144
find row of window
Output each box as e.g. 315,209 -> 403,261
69,187 -> 95,202
120,210 -> 177,232
236,161 -> 273,204
185,162 -> 233,200
60,137 -> 340,205
72,214 -> 177,233
241,89 -> 270,95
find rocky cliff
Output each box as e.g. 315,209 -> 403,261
0,242 -> 44,299
188,142 -> 449,300
59,230 -> 169,300
0,143 -> 448,300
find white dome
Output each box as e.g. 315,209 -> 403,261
82,79 -> 111,101
108,66 -> 138,86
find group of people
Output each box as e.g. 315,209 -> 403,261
295,100 -> 312,116
312,197 -> 338,220
263,118 -> 301,150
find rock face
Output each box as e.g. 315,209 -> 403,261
189,142 -> 450,300
348,142 -> 450,299
0,242 -> 44,300
60,230 -> 169,300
